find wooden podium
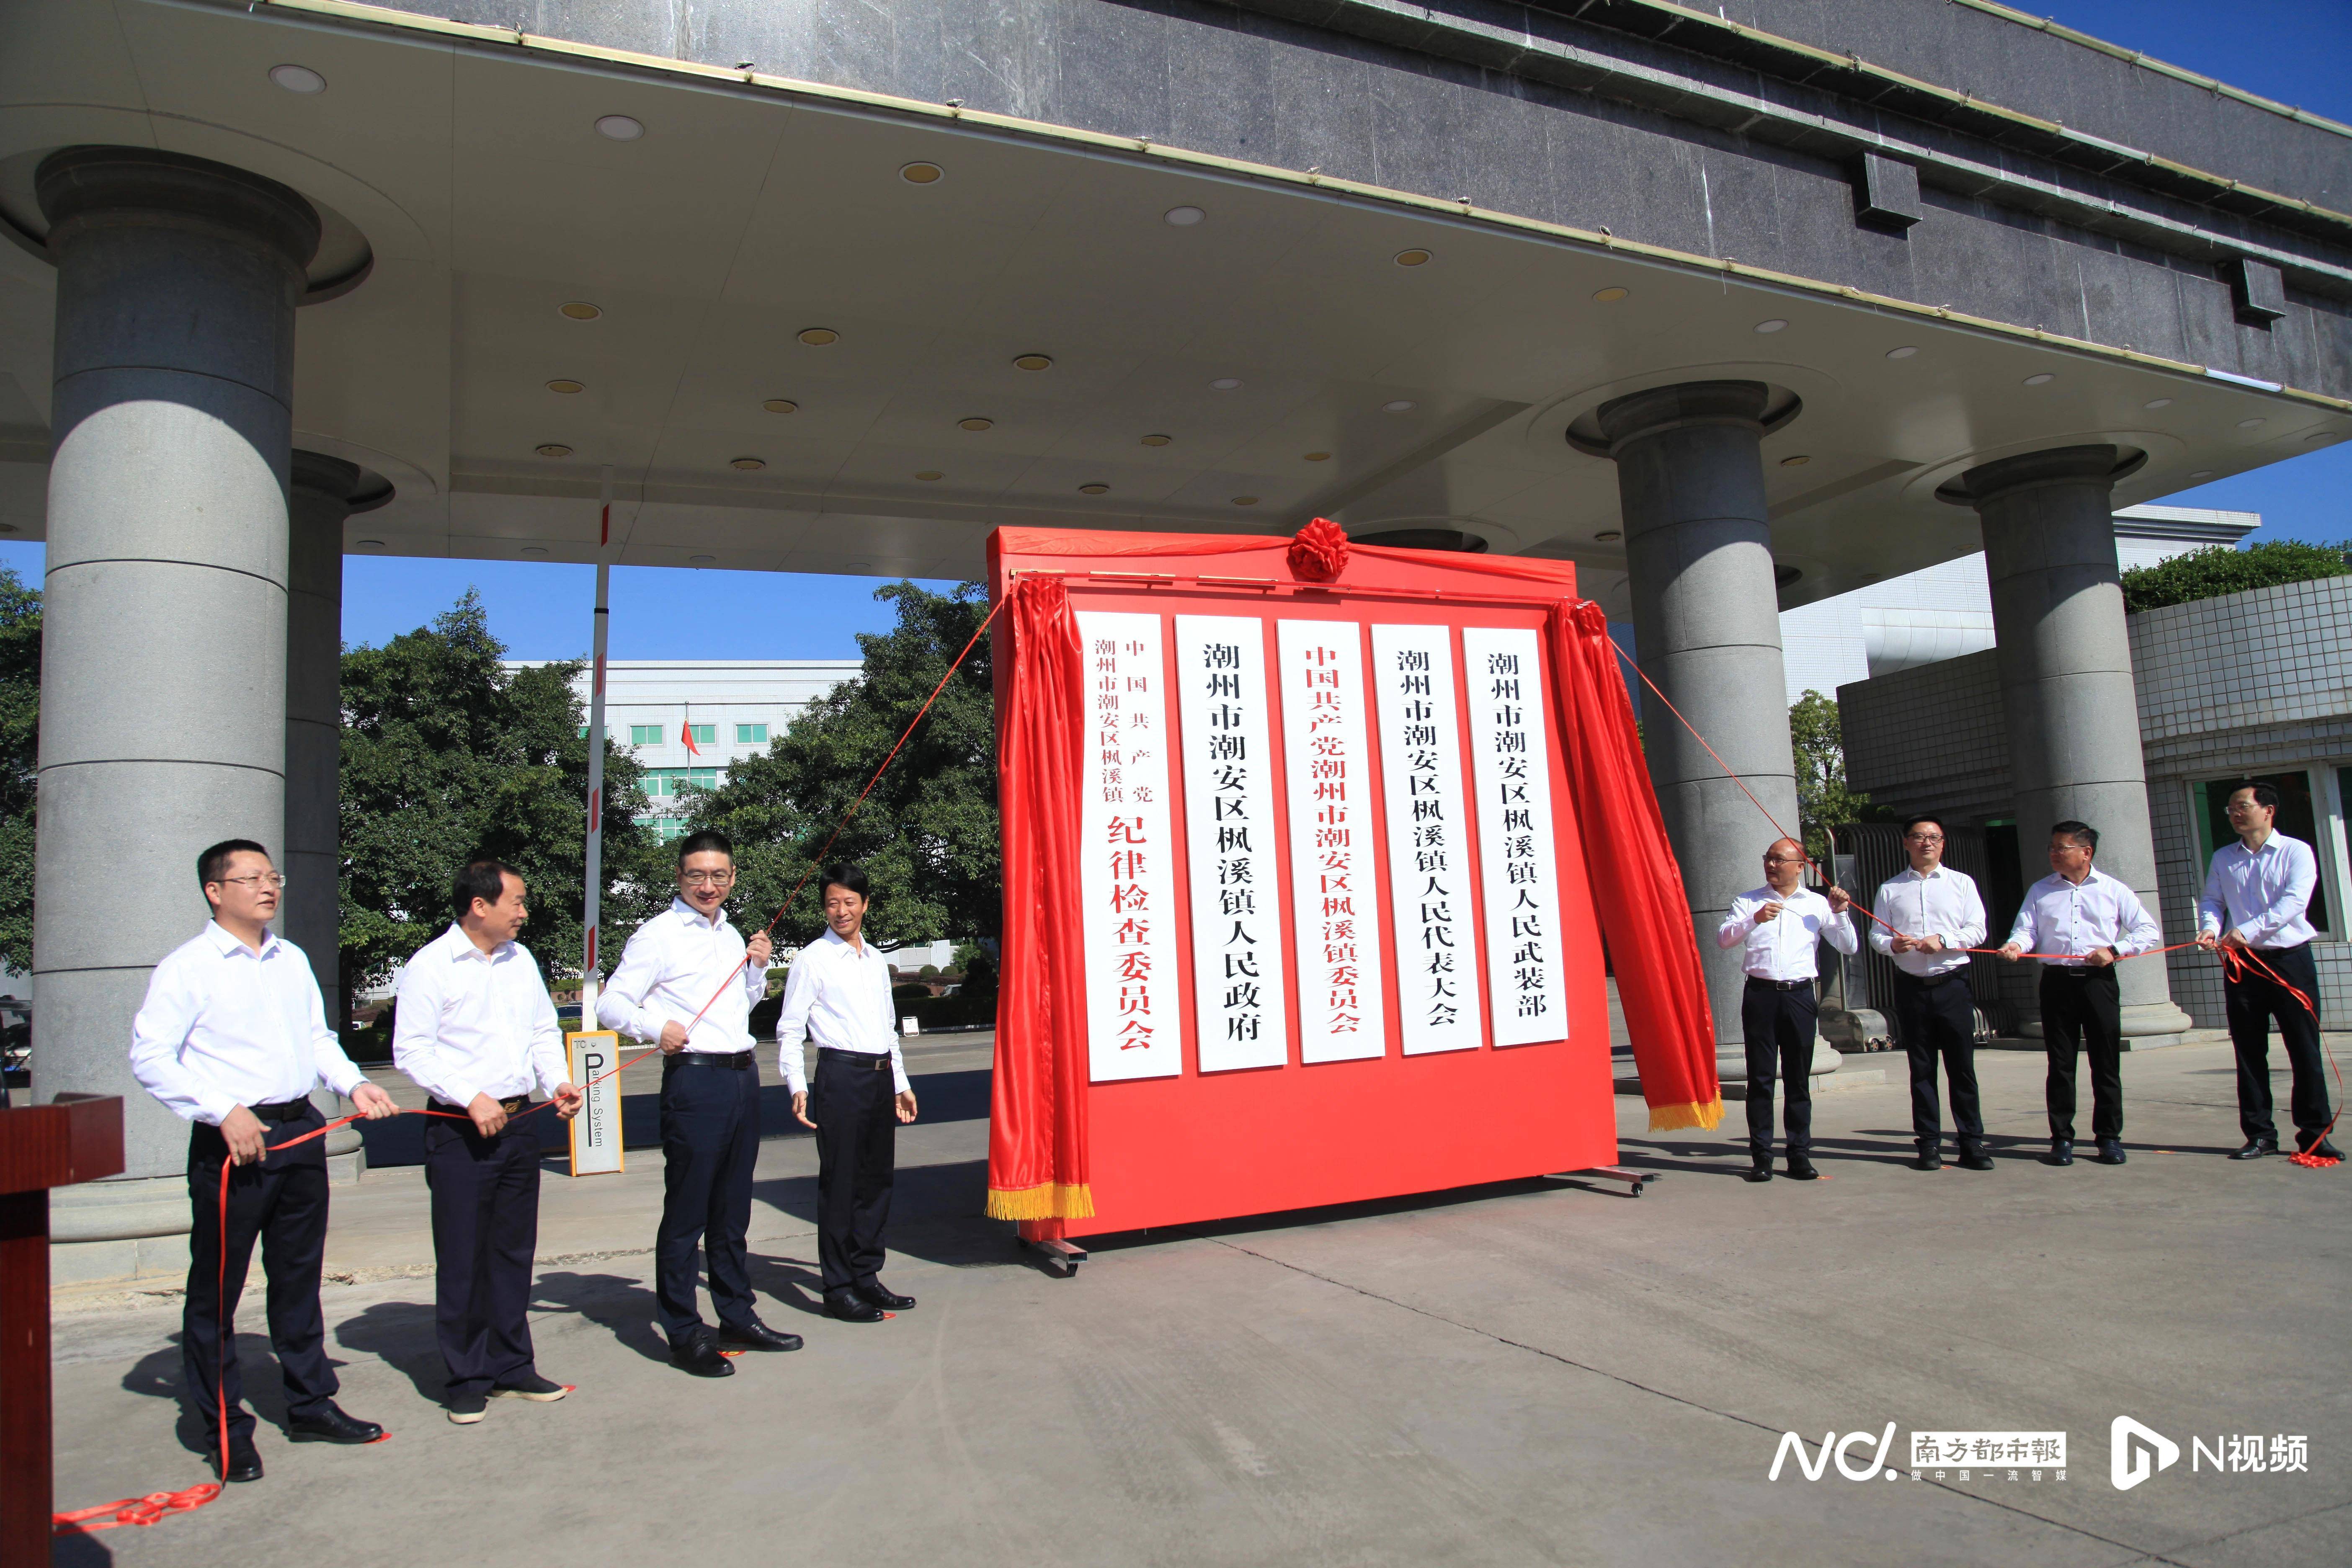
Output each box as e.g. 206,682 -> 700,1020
1,1094 -> 124,1561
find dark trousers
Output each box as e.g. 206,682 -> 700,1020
1741,979 -> 1818,1161
425,1103 -> 543,1398
810,1049 -> 897,1296
655,1056 -> 761,1341
182,1106 -> 336,1443
2225,941 -> 2331,1143
1893,971 -> 1982,1148
2041,967 -> 2123,1142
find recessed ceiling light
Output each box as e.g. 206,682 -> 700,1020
1230,495 -> 1260,506
1779,454 -> 1810,467
1885,345 -> 1917,359
1210,377 -> 1242,391
1303,451 -> 1332,462
914,470 -> 943,481
1595,530 -> 1622,542
844,560 -> 872,572
535,444 -> 574,458
1078,483 -> 1110,495
2143,397 -> 2173,409
799,328 -> 839,346
1394,248 -> 1433,267
0,524 -> 15,534
1754,319 -> 1789,334
1140,433 -> 1172,447
1382,400 -> 1418,414
762,399 -> 798,414
545,379 -> 585,394
900,162 -> 944,184
2024,373 -> 2055,386
559,301 -> 603,320
958,417 -> 994,432
690,554 -> 716,564
2237,417 -> 2266,429
1013,353 -> 1053,371
2308,431 -> 2339,443
269,64 -> 326,94
1591,286 -> 1629,302
356,538 -> 385,548
594,115 -> 645,141
2189,469 -> 2214,479
1164,206 -> 1205,226
730,457 -> 766,471
520,547 -> 549,557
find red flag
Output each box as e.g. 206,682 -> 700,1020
681,720 -> 700,758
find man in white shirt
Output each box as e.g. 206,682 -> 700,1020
1999,820 -> 2161,1168
1717,837 -> 1857,1183
128,839 -> 398,1484
598,830 -> 794,1374
1868,815 -> 1992,1171
2196,781 -> 2337,1161
779,863 -> 918,1322
395,859 -> 585,1424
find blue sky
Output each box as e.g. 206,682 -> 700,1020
1,0 -> 2342,662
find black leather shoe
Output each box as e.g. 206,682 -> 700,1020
2093,1139 -> 2127,1166
1742,1164 -> 1773,1183
1957,1148 -> 1995,1171
1784,1155 -> 1819,1181
207,1434 -> 263,1483
287,1402 -> 383,1444
856,1281 -> 917,1311
2230,1138 -> 2278,1160
826,1293 -> 886,1323
2295,1135 -> 2343,1161
2042,1140 -> 2075,1166
1910,1149 -> 1943,1171
671,1333 -> 736,1377
718,1318 -> 804,1352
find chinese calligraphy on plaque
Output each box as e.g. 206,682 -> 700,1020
1276,620 -> 1387,1062
1460,627 -> 1568,1045
1370,624 -> 1482,1055
1175,616 -> 1288,1072
1075,611 -> 1183,1081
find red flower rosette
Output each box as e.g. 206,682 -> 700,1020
1287,517 -> 1350,582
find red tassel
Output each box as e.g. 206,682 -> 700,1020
1287,518 -> 1350,582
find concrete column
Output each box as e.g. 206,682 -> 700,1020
1951,445 -> 2193,1044
1598,382 -> 1818,1067
32,146 -> 317,1274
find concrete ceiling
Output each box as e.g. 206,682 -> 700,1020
0,0 -> 2344,619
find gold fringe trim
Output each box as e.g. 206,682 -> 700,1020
1647,1097 -> 1724,1132
985,1182 -> 1096,1221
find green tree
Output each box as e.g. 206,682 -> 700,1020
0,567 -> 39,974
1789,690 -> 1884,863
339,591 -> 665,1015
690,581 -> 997,951
2121,539 -> 2352,614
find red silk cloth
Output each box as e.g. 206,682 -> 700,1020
1550,601 -> 1721,1129
986,576 -> 1096,1218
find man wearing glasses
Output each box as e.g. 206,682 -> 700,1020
1868,815 -> 1991,1171
598,830 -> 798,1374
129,839 -> 399,1483
2197,781 -> 2337,1161
1717,838 -> 1857,1182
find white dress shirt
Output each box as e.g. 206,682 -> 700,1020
2006,868 -> 2161,966
1867,865 -> 1987,978
129,921 -> 368,1125
1717,885 -> 1858,980
596,897 -> 768,1052
776,927 -> 906,1096
393,923 -> 569,1106
2199,833 -> 2320,949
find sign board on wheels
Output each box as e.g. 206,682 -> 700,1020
565,1031 -> 624,1176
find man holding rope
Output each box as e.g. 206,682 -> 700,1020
2197,782 -> 2338,1163
128,840 -> 399,1483
1870,816 -> 1992,1172
1999,821 -> 2159,1168
599,830 -> 800,1375
1717,838 -> 1856,1183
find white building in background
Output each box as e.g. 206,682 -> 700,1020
506,659 -> 862,840
1778,505 -> 2261,704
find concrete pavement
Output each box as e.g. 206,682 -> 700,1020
49,1035 -> 2352,1568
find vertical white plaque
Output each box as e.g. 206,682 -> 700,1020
1277,620 -> 1387,1063
1460,627 -> 1568,1045
1175,617 -> 1288,1071
1075,610 -> 1183,1081
1370,625 -> 1482,1055
565,1032 -> 625,1175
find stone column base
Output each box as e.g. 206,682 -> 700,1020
50,1175 -> 192,1287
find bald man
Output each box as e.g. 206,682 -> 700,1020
1717,838 -> 1857,1181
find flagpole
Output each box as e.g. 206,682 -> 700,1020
580,465 -> 614,1025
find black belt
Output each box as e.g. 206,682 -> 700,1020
665,1050 -> 754,1070
1895,970 -> 1968,987
818,1047 -> 893,1072
427,1096 -> 529,1116
248,1099 -> 320,1123
1744,976 -> 1816,991
2048,965 -> 2113,978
